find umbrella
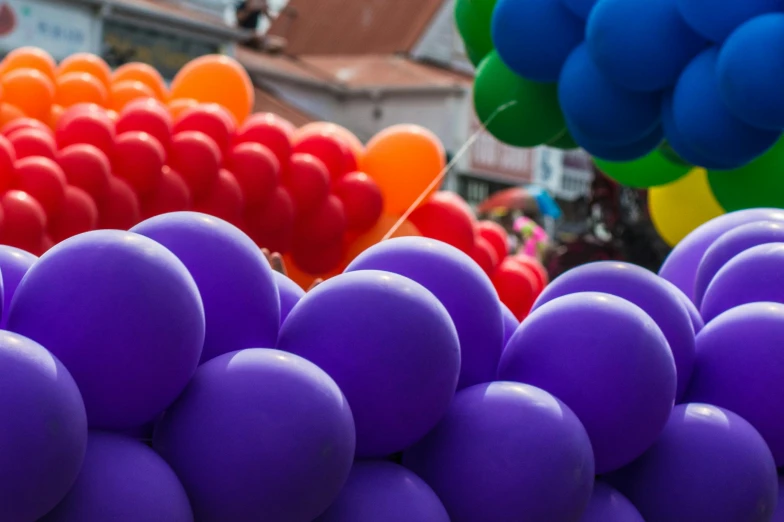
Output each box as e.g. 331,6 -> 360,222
477,186 -> 562,219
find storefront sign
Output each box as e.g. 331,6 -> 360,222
0,0 -> 95,59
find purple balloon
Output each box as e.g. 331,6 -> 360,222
610,403 -> 778,522
273,271 -> 304,326
701,243 -> 784,322
278,270 -> 459,457
658,208 -> 784,301
533,261 -> 694,399
580,483 -> 644,522
132,212 -> 279,363
7,230 -> 205,430
0,246 -> 35,328
501,303 -> 519,347
774,476 -> 784,522
694,221 -> 784,308
662,278 -> 704,334
314,461 -> 449,522
403,382 -> 594,522
0,330 -> 86,521
346,237 -> 503,389
501,292 -> 676,473
41,432 -> 193,521
153,348 -> 355,522
687,302 -> 784,466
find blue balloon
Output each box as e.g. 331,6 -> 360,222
560,0 -> 598,19
586,0 -> 706,92
717,14 -> 784,130
492,0 -> 584,82
273,272 -> 305,327
673,48 -> 780,170
570,123 -> 663,162
677,0 -> 784,42
559,44 -> 661,146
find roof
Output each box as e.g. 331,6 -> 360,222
253,87 -> 315,126
268,0 -> 444,55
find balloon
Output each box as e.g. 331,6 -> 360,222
474,51 -> 566,147
572,123 -> 664,162
284,152 -> 330,214
362,125 -> 445,216
2,67 -> 54,120
454,0 -> 497,65
475,221 -> 507,260
154,348 -> 355,521
0,133 -> 14,193
649,168 -> 725,247
110,131 -> 165,195
57,144 -> 110,202
14,156 -> 67,216
141,166 -> 191,218
501,292 -> 676,473
273,271 -> 304,326
673,48 -> 779,169
662,278 -> 704,334
294,193 -> 346,248
492,257 -> 538,320
9,127 -> 57,159
404,381 -> 594,521
167,98 -> 198,120
708,137 -> 784,211
194,169 -> 244,224
234,112 -> 295,170
470,236 -> 498,276
0,190 -> 46,251
2,46 -> 56,80
0,103 -> 25,129
676,0 -> 784,42
512,254 -> 549,291
548,129 -> 580,149
0,246 -> 36,328
49,186 -> 98,241
8,230 -> 204,429
97,176 -> 141,230
594,149 -> 691,188
491,0 -> 583,82
56,104 -> 116,158
291,239 -> 344,276
342,213 -> 421,266
168,131 -> 221,200
109,80 -> 154,112
295,121 -> 364,161
559,44 -> 661,146
332,171 -> 382,232
315,461 -> 449,522
170,54 -> 254,125
581,483 -> 645,522
501,303 -> 519,346
57,53 -> 111,88
610,403 -> 777,522
116,98 -> 172,152
48,103 -> 64,129
409,192 -> 476,254
0,330 -> 86,521
225,142 -> 279,208
243,186 -> 295,254
560,0 -> 597,19
1,116 -> 51,137
278,271 -> 458,457
173,103 -> 236,155
586,0 -> 706,92
346,237 -> 502,390
111,62 -> 167,100
292,131 -> 354,181
55,72 -> 108,107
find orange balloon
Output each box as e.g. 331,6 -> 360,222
48,104 -> 64,129
57,53 -> 112,89
109,80 -> 155,112
2,47 -> 56,81
0,103 -> 26,128
2,68 -> 55,120
112,62 -> 168,101
361,124 -> 445,215
170,55 -> 253,126
342,213 -> 421,267
296,122 -> 365,161
55,72 -> 108,107
167,98 -> 199,121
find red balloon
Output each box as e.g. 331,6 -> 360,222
194,168 -> 244,224
291,239 -> 343,275
476,220 -> 509,260
2,117 -> 52,138
0,190 -> 46,252
470,236 -> 499,276
116,98 -> 173,152
56,104 -> 116,158
225,142 -> 279,208
112,131 -> 165,195
168,131 -> 220,200
48,185 -> 98,241
56,143 -> 110,202
234,112 -> 294,170
37,234 -> 55,256
333,171 -> 382,232
14,156 -> 67,217
98,176 -> 141,230
295,194 -> 346,247
492,257 -> 538,320
512,254 -> 548,294
409,191 -> 476,254
0,134 -> 16,193
284,153 -> 330,216
9,127 -> 57,160
141,166 -> 191,218
292,131 -> 354,181
244,185 -> 295,253
173,103 -> 235,155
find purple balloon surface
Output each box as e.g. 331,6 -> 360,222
153,348 -> 355,522
132,212 -> 279,363
41,432 -> 193,522
0,330 -> 87,521
278,270 -> 460,457
532,261 -> 693,399
7,230 -> 205,430
403,381 -> 595,522
662,278 -> 704,334
501,303 -> 519,347
610,403 -> 778,522
0,246 -> 35,328
774,476 -> 784,522
580,482 -> 644,522
314,461 -> 449,522
501,292 -> 676,473
346,237 -> 503,389
273,271 -> 305,326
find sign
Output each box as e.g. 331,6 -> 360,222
0,0 -> 95,59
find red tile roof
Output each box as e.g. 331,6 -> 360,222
253,86 -> 315,126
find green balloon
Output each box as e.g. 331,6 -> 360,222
708,137 -> 784,211
455,0 -> 498,66
548,130 -> 579,150
594,149 -> 692,188
658,141 -> 693,167
473,52 -> 566,148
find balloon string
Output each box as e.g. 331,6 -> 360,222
381,101 -> 518,241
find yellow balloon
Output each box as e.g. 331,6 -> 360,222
649,167 -> 725,247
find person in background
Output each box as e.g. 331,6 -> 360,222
236,0 -> 269,30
